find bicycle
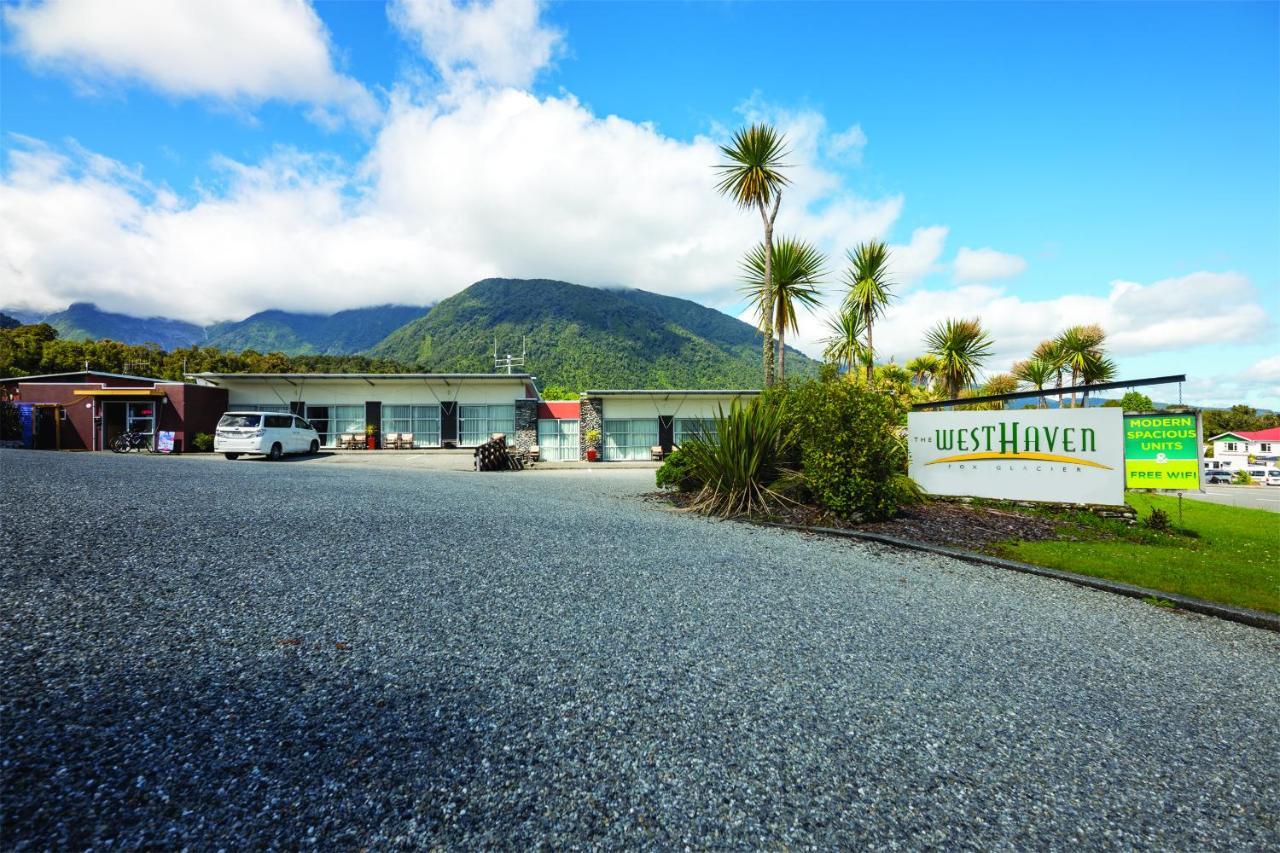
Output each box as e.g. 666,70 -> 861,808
110,430 -> 157,453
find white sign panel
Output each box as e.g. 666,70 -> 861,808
908,408 -> 1124,505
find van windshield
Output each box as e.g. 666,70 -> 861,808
218,414 -> 261,428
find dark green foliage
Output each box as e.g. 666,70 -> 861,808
190,432 -> 215,452
1144,507 -> 1172,532
368,278 -> 819,389
655,448 -> 700,492
679,399 -> 795,516
1119,390 -> 1155,412
205,305 -> 428,354
0,323 -> 416,380
772,377 -> 913,522
537,382 -> 577,401
1203,404 -> 1280,437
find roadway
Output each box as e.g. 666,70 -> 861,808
1182,485 -> 1280,513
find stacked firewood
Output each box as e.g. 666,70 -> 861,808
474,436 -> 515,471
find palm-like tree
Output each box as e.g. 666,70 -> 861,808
1055,324 -> 1107,407
823,307 -> 868,379
1012,357 -> 1055,409
1080,353 -> 1117,408
841,240 -> 894,381
980,373 -> 1020,410
715,123 -> 790,387
905,354 -> 940,390
924,317 -> 994,399
740,237 -> 825,381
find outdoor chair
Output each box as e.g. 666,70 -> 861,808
528,444 -> 540,463
384,432 -> 402,449
338,433 -> 354,449
399,433 -> 414,449
651,445 -> 665,461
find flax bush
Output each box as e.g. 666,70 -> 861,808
678,398 -> 795,517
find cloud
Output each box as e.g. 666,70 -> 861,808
0,89 -> 903,323
953,246 -> 1028,282
888,226 -> 949,286
389,0 -> 563,89
4,0 -> 377,125
825,124 -> 867,165
1244,354 -> 1280,384
849,271 -> 1272,377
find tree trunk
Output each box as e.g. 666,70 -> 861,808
759,193 -> 782,388
777,326 -> 785,382
865,321 -> 874,383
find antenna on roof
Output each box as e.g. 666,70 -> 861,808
493,338 -> 527,375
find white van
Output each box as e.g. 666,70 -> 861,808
215,412 -> 320,461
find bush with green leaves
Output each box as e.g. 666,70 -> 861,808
678,398 -> 795,517
1231,469 -> 1252,485
770,377 -> 917,521
655,448 -> 700,492
190,432 -> 214,452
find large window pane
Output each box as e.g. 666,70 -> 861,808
675,417 -> 714,447
382,404 -> 440,447
307,404 -> 364,447
603,418 -> 658,461
537,419 -> 579,461
460,404 -> 515,445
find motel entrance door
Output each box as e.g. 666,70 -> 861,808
101,400 -> 157,450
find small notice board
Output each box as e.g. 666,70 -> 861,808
1123,413 -> 1201,490
156,431 -> 176,454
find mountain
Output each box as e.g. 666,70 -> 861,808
44,302 -> 205,350
368,278 -> 819,389
0,308 -> 45,325
205,304 -> 429,355
0,313 -> 21,329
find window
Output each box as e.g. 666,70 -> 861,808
126,401 -> 155,436
537,419 -> 579,461
674,417 -> 714,447
305,404 -> 364,447
239,402 -> 291,413
293,417 -> 313,430
603,418 -> 659,461
1262,443 -> 1272,452
218,414 -> 261,429
265,414 -> 293,429
460,405 -> 515,445
1225,442 -> 1238,452
382,404 -> 441,447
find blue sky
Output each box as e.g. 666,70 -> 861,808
1,0 -> 1277,406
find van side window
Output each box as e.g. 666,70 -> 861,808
266,414 -> 292,429
293,417 -> 310,430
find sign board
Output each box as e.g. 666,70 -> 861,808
908,408 -> 1124,505
1123,413 -> 1200,490
156,430 -> 175,453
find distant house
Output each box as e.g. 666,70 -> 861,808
1206,427 -> 1280,470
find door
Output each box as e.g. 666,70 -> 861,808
102,401 -> 126,449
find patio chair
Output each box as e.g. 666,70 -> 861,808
339,433 -> 355,449
650,445 -> 665,461
399,433 -> 414,449
384,432 -> 401,449
528,444 -> 540,463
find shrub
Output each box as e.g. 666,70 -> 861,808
772,377 -> 914,522
1231,470 -> 1252,485
655,448 -> 700,492
1144,507 -> 1171,531
680,398 -> 795,517
190,432 -> 214,452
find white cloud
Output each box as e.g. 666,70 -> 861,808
953,246 -> 1027,282
390,0 -> 563,89
0,88 -> 903,323
888,226 -> 949,286
1244,354 -> 1280,384
4,0 -> 377,125
826,124 -> 867,164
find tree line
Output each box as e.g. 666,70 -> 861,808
0,323 -> 415,381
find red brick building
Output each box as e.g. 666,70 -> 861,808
0,371 -> 228,452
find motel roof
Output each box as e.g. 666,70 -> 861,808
1,370 -> 171,384
585,389 -> 761,397
188,372 -> 533,382
1207,427 -> 1280,442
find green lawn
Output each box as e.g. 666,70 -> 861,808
996,493 -> 1280,614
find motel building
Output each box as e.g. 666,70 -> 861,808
1,368 -> 758,460
1205,427 -> 1280,471
189,373 -> 758,461
0,371 -> 228,452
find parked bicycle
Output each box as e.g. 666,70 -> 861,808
111,430 -> 156,453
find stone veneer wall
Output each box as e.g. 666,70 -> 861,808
579,396 -> 603,460
514,399 -> 538,452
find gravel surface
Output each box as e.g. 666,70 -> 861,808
3,449 -> 1278,849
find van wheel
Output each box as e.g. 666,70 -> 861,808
224,453 -> 240,460
309,440 -> 319,455
268,443 -> 283,461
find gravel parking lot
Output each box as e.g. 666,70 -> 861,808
3,449 -> 1278,848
